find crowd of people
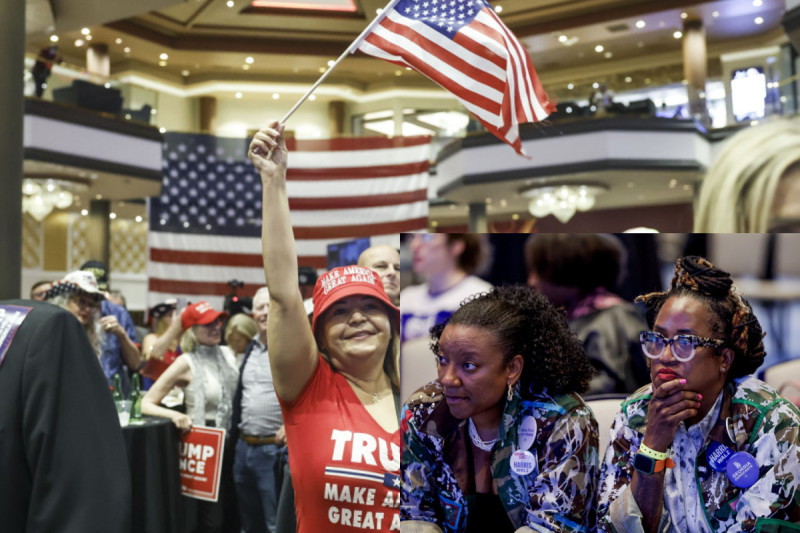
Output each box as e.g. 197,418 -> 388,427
5,120 -> 799,533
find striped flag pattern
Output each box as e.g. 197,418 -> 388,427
147,132 -> 429,309
357,0 -> 554,156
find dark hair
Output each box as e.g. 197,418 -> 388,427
430,285 -> 593,395
446,234 -> 487,275
635,256 -> 766,380
524,234 -> 625,296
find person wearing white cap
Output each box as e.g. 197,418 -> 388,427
44,270 -> 107,358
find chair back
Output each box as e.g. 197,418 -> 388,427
760,359 -> 800,403
584,393 -> 628,460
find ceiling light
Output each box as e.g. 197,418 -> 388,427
558,35 -> 567,43
327,60 -> 335,67
604,51 -> 613,58
245,56 -> 254,64
309,94 -> 317,101
182,70 -> 190,76
75,39 -> 84,47
318,67 -> 326,73
376,8 -> 383,14
635,20 -> 646,29
645,77 -> 651,84
712,11 -> 719,18
22,178 -> 87,221
673,31 -> 683,39
272,93 -> 280,99
594,45 -> 604,53
395,70 -> 402,76
124,47 -> 131,53
160,53 -> 169,60
625,76 -> 632,83
85,35 -> 92,41
81,27 -> 91,35
135,216 -> 143,223
592,82 -> 599,89
567,83 -> 574,90
494,5 -> 502,13
49,35 -> 59,43
81,209 -> 88,216
680,12 -> 688,19
242,64 -> 250,70
754,16 -> 764,25
109,213 -> 117,220
227,0 -> 235,6
753,0 -> 763,6
159,60 -> 167,67
159,127 -> 166,133
511,213 -> 519,220
522,184 -> 608,224
115,38 -> 123,44
104,82 -> 111,88
235,92 -> 242,99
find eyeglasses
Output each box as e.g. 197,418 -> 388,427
198,319 -> 222,330
639,331 -> 724,362
70,295 -> 99,310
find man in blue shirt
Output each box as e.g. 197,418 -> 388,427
81,260 -> 141,397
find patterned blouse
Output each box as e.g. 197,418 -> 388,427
597,375 -> 800,533
401,381 -> 598,533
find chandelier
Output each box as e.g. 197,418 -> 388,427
22,178 -> 86,221
521,183 -> 608,224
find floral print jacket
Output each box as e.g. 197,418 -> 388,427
597,376 -> 800,533
401,381 -> 599,533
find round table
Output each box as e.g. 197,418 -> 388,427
121,416 -> 185,533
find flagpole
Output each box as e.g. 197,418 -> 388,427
276,0 -> 402,126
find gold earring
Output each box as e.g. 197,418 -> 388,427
507,383 -> 513,401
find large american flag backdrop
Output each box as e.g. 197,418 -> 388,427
147,132 -> 430,309
357,0 -> 554,156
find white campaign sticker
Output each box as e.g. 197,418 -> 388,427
518,416 -> 537,450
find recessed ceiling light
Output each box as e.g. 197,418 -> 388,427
567,83 -> 574,90
227,0 -> 235,6
645,78 -> 651,84
96,194 -> 103,200
123,47 -> 131,53
327,60 -> 335,67
109,213 -> 117,220
160,53 -> 169,60
753,0 -> 763,6
558,35 -> 567,43
754,16 -> 764,25
512,214 -> 519,220
625,76 -> 632,83
245,56 -> 254,64
159,127 -> 166,133
81,27 -> 91,35
376,8 -> 383,14
494,5 -> 502,13
318,67 -> 326,73
592,82 -> 599,89
235,92 -> 242,99
680,12 -> 688,19
115,38 -> 123,44
272,93 -> 280,99
85,35 -> 92,41
594,45 -> 604,53
309,94 -> 317,101
712,11 -> 719,18
135,216 -> 143,223
104,82 -> 111,88
604,51 -> 613,58
49,35 -> 59,43
182,70 -> 190,76
75,39 -> 84,47
673,31 -> 683,39
242,64 -> 250,70
159,60 -> 167,67
395,70 -> 402,76
81,209 -> 88,216
635,20 -> 646,29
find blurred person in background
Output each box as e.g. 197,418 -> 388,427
141,300 -> 183,386
401,234 -> 491,344
226,313 -> 258,366
29,280 -> 51,301
695,117 -> 800,232
525,233 -> 649,395
81,260 -> 141,396
597,256 -> 800,532
230,287 -> 286,533
359,244 -> 401,307
45,271 -> 107,359
142,301 -> 240,533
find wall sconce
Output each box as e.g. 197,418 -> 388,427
521,183 -> 608,223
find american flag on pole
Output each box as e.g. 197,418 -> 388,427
147,132 -> 429,309
356,0 -> 554,156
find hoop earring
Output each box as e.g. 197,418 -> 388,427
507,383 -> 513,402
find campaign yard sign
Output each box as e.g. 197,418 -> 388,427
179,426 -> 226,501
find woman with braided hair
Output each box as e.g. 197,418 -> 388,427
597,256 -> 800,533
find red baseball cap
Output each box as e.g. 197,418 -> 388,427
181,301 -> 228,330
312,265 -> 400,334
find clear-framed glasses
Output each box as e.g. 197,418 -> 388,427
639,331 -> 725,362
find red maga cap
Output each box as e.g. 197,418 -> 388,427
311,265 -> 399,334
181,301 -> 228,330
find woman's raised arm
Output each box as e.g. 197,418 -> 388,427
249,122 -> 318,402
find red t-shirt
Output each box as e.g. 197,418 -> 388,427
281,355 -> 401,532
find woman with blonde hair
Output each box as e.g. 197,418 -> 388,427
694,117 -> 800,232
